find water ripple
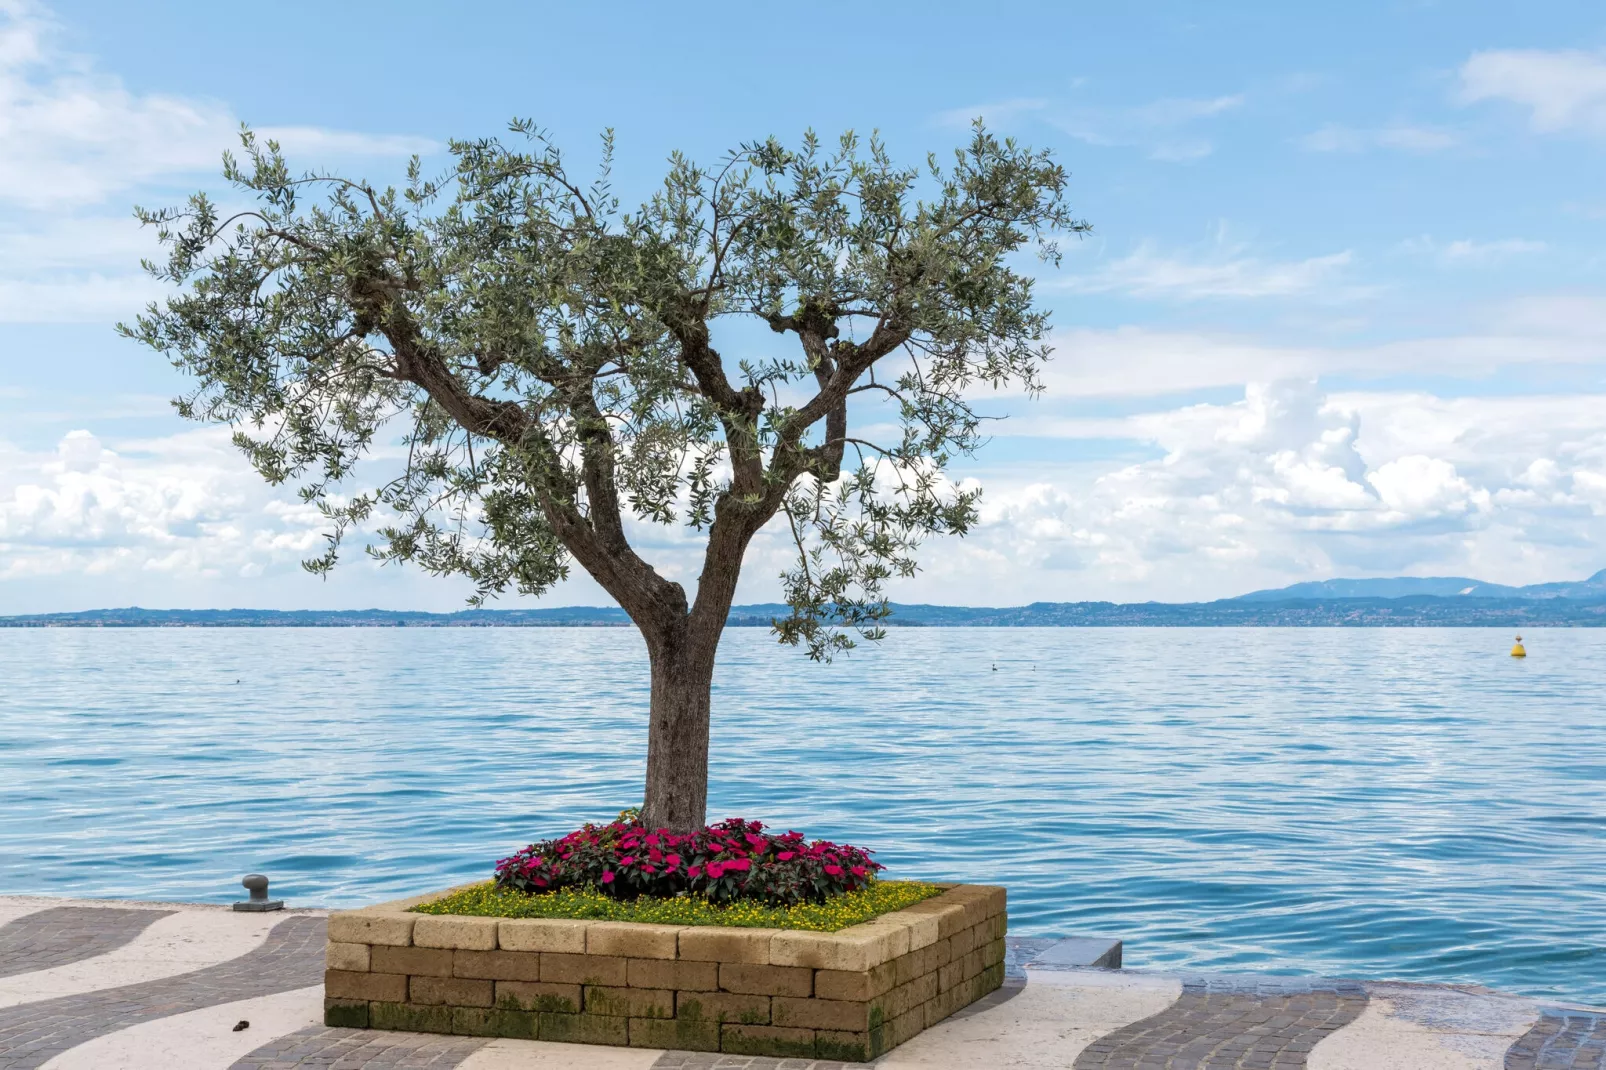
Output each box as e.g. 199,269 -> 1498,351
0,626 -> 1602,1003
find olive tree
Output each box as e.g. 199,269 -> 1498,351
123,122 -> 1085,831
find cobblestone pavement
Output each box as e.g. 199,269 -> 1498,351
1506,1010 -> 1606,1070
231,1025 -> 489,1069
0,907 -> 173,981
651,1052 -> 869,1069
1072,977 -> 1369,1070
0,914 -> 324,1069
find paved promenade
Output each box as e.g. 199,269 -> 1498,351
0,896 -> 1599,1069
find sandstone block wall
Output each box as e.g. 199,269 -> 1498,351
323,883 -> 1007,1061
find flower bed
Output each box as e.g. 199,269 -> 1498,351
324,881 -> 1008,1060
414,879 -> 943,931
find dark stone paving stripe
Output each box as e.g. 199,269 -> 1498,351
0,914 -> 324,1070
651,1052 -> 871,1068
230,1025 -> 489,1069
0,907 -> 174,980
1505,1009 -> 1606,1070
1072,977 -> 1369,1070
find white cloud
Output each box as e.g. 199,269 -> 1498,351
1299,124 -> 1457,153
1395,235 -> 1547,266
932,98 -> 1048,129
0,1 -> 435,209
1459,48 -> 1606,134
1061,242 -> 1354,300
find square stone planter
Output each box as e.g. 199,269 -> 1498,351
324,882 -> 1007,1061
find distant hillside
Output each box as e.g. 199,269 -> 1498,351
1236,568 -> 1606,602
6,596 -> 1606,628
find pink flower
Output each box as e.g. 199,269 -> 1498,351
851,865 -> 867,877
824,864 -> 843,876
705,862 -> 726,879
725,858 -> 751,872
619,856 -> 636,867
666,853 -> 681,866
688,865 -> 703,879
776,851 -> 795,861
601,870 -> 615,884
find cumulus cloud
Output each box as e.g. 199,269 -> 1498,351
1459,48 -> 1606,134
916,382 -> 1606,603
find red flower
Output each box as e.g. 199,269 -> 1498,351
619,856 -> 636,867
777,851 -> 795,861
601,870 -> 615,884
851,865 -> 867,877
705,861 -> 726,879
688,864 -> 703,879
824,864 -> 843,876
725,858 -> 751,872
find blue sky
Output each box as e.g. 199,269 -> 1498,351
3,0 -> 1606,612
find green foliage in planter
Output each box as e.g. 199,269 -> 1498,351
412,878 -> 942,931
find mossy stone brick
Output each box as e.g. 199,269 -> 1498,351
322,998 -> 369,1029
627,957 -> 718,991
772,995 -> 870,1032
718,962 -> 812,997
538,1010 -> 628,1045
451,1006 -> 535,1038
675,990 -> 771,1025
584,984 -> 673,1019
409,975 -> 493,1007
981,936 -> 1005,969
541,951 -> 627,986
628,1015 -> 722,1052
324,969 -> 407,1003
369,1001 -> 454,1034
371,944 -> 454,978
453,949 -> 542,982
815,1028 -> 876,1062
720,1023 -> 817,1058
494,980 -> 581,1013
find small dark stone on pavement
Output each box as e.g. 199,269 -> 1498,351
233,1020 -> 249,1032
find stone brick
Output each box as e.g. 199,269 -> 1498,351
494,980 -> 582,1013
628,1015 -> 722,1052
322,998 -> 369,1029
770,923 -> 904,972
931,902 -> 971,941
541,951 -> 627,986
877,908 -> 941,951
585,921 -> 681,960
583,984 -> 673,1019
772,995 -> 870,1031
892,945 -> 928,987
888,1005 -> 927,1048
371,944 -> 454,978
675,990 -> 771,1025
626,957 -> 719,991
885,971 -> 938,1019
815,1028 -> 875,1062
981,936 -> 1004,968
929,936 -> 953,967
453,948 -> 543,982
327,911 -> 415,947
975,885 -> 1008,920
409,975 -> 493,1007
451,1006 -> 539,1039
369,1000 -> 454,1033
814,961 -> 897,1002
498,917 -> 588,953
962,947 -> 984,980
412,914 -> 499,951
718,962 -> 813,997
325,941 -> 371,972
324,968 -> 406,1002
538,1010 -> 628,1045
720,1023 -> 817,1058
938,959 -> 964,993
677,926 -> 778,964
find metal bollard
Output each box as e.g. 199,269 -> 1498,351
233,873 -> 285,912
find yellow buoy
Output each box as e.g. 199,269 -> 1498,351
1511,635 -> 1527,658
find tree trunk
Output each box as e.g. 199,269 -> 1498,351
640,632 -> 718,832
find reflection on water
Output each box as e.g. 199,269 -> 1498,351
1,626 -> 1602,1002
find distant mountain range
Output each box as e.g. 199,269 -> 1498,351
1235,568 -> 1606,602
4,568 -> 1606,627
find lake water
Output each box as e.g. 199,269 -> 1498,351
1,627 -> 1602,1003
